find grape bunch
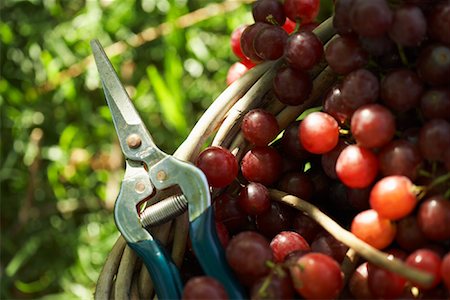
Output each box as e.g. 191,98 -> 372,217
185,0 -> 450,299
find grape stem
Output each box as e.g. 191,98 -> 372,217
270,189 -> 435,286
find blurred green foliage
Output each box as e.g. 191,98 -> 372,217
1,0 -> 252,298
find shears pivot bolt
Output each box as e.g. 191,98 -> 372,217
127,133 -> 142,149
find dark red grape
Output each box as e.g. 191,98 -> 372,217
241,146 -> 282,186
215,221 -> 230,248
310,231 -> 348,263
299,111 -> 339,154
350,0 -> 393,37
252,0 -> 286,25
226,231 -> 273,280
196,146 -> 238,188
281,121 -> 311,160
323,83 -> 354,125
442,252 -> 450,291
379,139 -> 423,180
289,252 -> 344,299
276,171 -> 314,201
336,145 -> 379,189
427,1 -> 450,46
214,193 -> 250,234
256,202 -> 295,239
250,270 -> 295,299
292,212 -> 322,243
270,231 -> 310,263
395,215 -> 428,252
254,25 -> 288,60
348,262 -> 375,299
417,44 -> 450,86
240,23 -> 268,63
417,195 -> 450,241
182,276 -> 228,300
346,186 -> 371,211
321,139 -> 347,180
284,31 -> 323,71
283,0 -> 320,24
238,182 -> 271,216
418,118 -> 450,162
273,66 -> 312,106
381,68 -> 424,112
333,0 -> 354,35
340,68 -> 379,111
367,254 -> 407,299
241,109 -> 279,146
389,4 -> 427,47
325,35 -> 369,75
359,34 -> 395,57
405,248 -> 442,290
420,87 -> 450,120
351,104 -> 396,149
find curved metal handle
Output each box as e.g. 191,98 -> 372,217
128,239 -> 183,300
190,206 -> 246,299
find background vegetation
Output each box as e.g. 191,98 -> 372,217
1,0 -> 253,298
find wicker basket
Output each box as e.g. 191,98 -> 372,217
94,17 -> 434,300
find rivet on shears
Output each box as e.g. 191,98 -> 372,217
127,134 -> 142,149
156,170 -> 167,182
135,181 -> 146,193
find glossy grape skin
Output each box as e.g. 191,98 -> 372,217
341,69 -> 379,111
336,145 -> 379,189
381,68 -> 424,112
351,104 -> 395,149
420,88 -> 450,120
325,35 -> 368,75
256,202 -> 295,239
379,139 -> 423,180
226,231 -> 273,279
351,209 -> 396,249
442,252 -> 450,290
254,25 -> 288,60
252,0 -> 286,25
405,249 -> 442,290
323,83 -> 354,125
350,0 -> 393,37
367,253 -> 407,299
348,262 -> 375,299
250,270 -> 295,299
238,182 -> 271,216
283,0 -> 320,24
270,231 -> 310,263
273,66 -> 312,106
241,146 -> 282,186
276,171 -> 314,200
182,276 -> 229,299
240,22 -> 268,63
310,231 -> 348,263
196,146 -> 238,188
389,4 -> 427,47
417,44 -> 450,86
370,175 -> 417,221
292,213 -> 322,243
289,252 -> 344,299
418,118 -> 450,162
231,25 -> 248,61
242,109 -> 279,146
299,112 -> 339,154
284,31 -> 323,71
417,195 -> 450,241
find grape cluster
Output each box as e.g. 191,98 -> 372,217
187,0 -> 450,299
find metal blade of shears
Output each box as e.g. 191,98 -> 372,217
90,39 -> 157,161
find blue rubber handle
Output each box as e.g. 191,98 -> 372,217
190,206 -> 246,299
128,239 -> 183,300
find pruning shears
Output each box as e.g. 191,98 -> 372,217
90,39 -> 244,300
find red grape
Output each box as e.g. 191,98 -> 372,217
292,212 -> 322,243
367,253 -> 407,299
270,231 -> 310,263
240,22 -> 268,63
252,0 -> 286,25
238,182 -> 271,215
323,83 -> 354,125
254,25 -> 288,60
370,175 -> 417,221
256,202 -> 295,239
214,193 -> 249,234
395,215 -> 428,252
310,231 -> 348,263
182,276 -> 228,299
348,262 -> 376,299
283,0 -> 320,24
231,25 -> 248,61
333,0 -> 354,35
241,109 -> 279,146
379,139 -> 423,180
273,66 -> 312,106
241,146 -> 282,186
196,146 -> 238,188
299,111 -> 339,154
250,270 -> 295,299
350,0 -> 393,37
226,62 -> 249,85
351,103 -> 396,149
336,145 -> 379,189
276,171 -> 314,200
289,252 -> 344,299
417,195 -> 450,241
420,87 -> 450,121
325,35 -> 368,75
405,248 -> 442,290
340,68 -> 380,111
321,139 -> 347,179
418,118 -> 450,162
417,43 -> 450,87
389,4 -> 427,47
284,31 -> 323,71
442,252 -> 450,290
351,209 -> 396,249
281,121 -> 311,160
427,1 -> 450,46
